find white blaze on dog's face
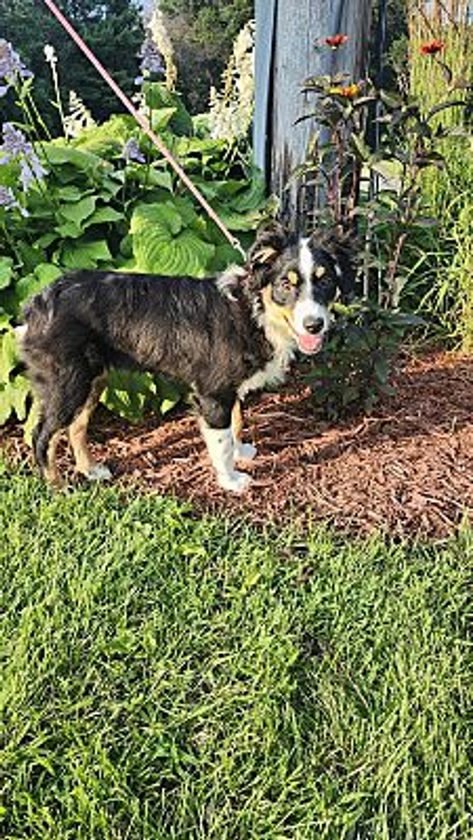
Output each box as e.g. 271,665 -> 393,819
267,237 -> 340,355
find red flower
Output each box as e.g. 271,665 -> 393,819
325,34 -> 348,49
420,39 -> 445,55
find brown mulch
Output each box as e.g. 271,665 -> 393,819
3,348 -> 473,540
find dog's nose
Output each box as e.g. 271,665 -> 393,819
303,315 -> 325,334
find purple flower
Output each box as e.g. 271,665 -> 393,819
1,123 -> 31,159
136,35 -> 164,82
0,185 -> 28,216
0,39 -> 33,97
122,137 -> 146,164
19,155 -> 46,190
0,123 -> 47,190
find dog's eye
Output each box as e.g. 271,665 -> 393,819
280,271 -> 298,291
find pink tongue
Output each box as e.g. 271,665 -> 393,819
297,332 -> 323,354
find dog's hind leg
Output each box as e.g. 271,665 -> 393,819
33,417 -> 64,486
197,392 -> 252,493
67,375 -> 111,481
231,399 -> 257,463
32,367 -> 103,486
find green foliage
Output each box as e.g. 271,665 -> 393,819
102,370 -> 183,422
0,73 -> 266,428
305,301 -> 423,419
407,7 -> 473,349
418,157 -> 473,350
297,37 -> 471,415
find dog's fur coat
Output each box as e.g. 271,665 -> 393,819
18,226 -> 352,491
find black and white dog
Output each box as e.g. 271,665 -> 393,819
17,226 -> 352,492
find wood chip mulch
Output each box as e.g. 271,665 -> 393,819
3,349 -> 473,540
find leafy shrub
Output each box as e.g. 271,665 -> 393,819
305,302 -> 422,419
296,31 -> 469,416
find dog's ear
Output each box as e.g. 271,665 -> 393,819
247,223 -> 289,276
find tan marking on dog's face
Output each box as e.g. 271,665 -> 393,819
261,286 -> 297,340
315,265 -> 326,279
252,245 -> 278,265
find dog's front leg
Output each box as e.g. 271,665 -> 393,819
231,399 -> 257,463
198,393 -> 251,493
200,424 -> 252,493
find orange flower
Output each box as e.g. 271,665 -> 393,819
325,34 -> 348,49
420,39 -> 444,55
329,84 -> 360,99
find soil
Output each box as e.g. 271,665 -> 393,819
3,348 -> 473,540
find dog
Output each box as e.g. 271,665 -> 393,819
17,225 -> 352,492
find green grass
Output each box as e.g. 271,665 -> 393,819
1,463 -> 473,839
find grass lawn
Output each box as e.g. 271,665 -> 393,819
1,462 -> 472,839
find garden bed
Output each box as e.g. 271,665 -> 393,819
4,348 -> 473,540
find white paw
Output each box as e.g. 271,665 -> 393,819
234,441 -> 257,462
85,464 -> 113,482
218,470 -> 252,494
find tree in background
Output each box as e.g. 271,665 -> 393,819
159,0 -> 253,113
2,0 -> 144,132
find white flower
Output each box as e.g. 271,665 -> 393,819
63,91 -> 96,138
208,21 -> 255,141
44,44 -> 57,65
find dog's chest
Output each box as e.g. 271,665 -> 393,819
238,346 -> 293,399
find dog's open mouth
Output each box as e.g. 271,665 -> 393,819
281,313 -> 326,355
296,331 -> 325,355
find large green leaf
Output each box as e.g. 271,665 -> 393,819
126,167 -> 173,191
230,173 -> 267,213
73,115 -> 135,157
55,221 -> 83,239
132,202 -> 183,237
57,239 -> 113,270
85,207 -> 124,227
43,143 -> 110,174
210,204 -> 263,232
144,83 -> 193,136
59,195 -> 97,226
150,107 -> 178,133
131,202 -> 214,277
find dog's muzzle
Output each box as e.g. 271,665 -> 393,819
296,314 -> 326,354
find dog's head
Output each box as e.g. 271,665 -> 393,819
247,225 -> 353,355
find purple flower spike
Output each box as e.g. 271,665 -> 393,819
0,185 -> 28,215
0,39 -> 33,97
0,123 -> 47,190
138,35 -> 165,78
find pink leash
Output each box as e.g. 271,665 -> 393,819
42,0 -> 246,259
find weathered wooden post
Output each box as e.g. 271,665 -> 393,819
254,0 -> 373,229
